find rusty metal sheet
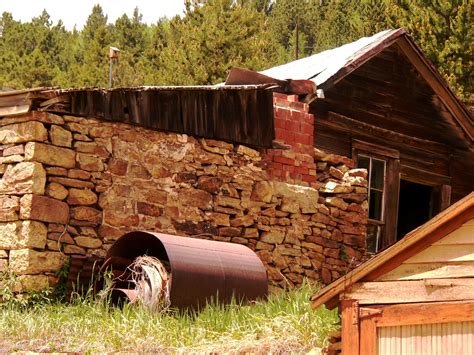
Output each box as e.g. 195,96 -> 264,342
106,231 -> 268,309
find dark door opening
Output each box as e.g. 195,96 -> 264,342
397,180 -> 435,240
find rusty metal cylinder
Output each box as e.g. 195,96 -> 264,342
106,231 -> 268,309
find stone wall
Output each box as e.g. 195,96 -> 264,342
0,93 -> 368,291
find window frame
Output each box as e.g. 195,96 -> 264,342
352,140 -> 400,253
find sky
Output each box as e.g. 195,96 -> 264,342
0,0 -> 186,30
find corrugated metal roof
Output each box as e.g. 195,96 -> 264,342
260,29 -> 402,88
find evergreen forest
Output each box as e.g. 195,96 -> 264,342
0,0 -> 472,104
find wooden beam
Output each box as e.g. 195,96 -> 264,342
0,104 -> 31,117
359,317 -> 377,355
370,301 -> 474,327
316,110 -> 452,155
343,278 -> 474,305
341,300 -> 360,355
378,261 -> 474,281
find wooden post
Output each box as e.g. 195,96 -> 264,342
341,299 -> 360,355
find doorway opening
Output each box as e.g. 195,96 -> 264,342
397,180 -> 435,240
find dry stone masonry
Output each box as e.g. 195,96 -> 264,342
0,93 -> 368,292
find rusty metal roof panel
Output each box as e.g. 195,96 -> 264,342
106,231 -> 268,309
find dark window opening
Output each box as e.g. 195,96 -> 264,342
397,180 -> 434,240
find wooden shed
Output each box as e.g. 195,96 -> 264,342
311,192 -> 474,354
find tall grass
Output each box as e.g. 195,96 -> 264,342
0,281 -> 339,353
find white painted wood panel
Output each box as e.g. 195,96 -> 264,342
379,262 -> 474,281
378,321 -> 474,355
404,244 -> 474,263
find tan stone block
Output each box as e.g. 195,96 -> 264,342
75,236 -> 102,249
320,181 -> 354,194
68,169 -> 91,180
0,220 -> 47,250
0,112 -> 64,126
137,202 -> 162,217
231,237 -> 249,245
20,194 -> 69,224
0,121 -> 48,144
256,250 -> 272,263
25,142 -> 76,168
67,188 -> 98,205
49,176 -> 94,189
236,145 -> 260,158
0,259 -> 7,271
63,245 -> 86,255
0,250 -> 8,258
50,125 -> 72,147
230,215 -> 254,227
215,195 -> 242,209
46,182 -> 68,200
256,241 -> 273,251
108,159 -> 128,175
261,230 -> 286,244
178,189 -> 212,210
205,212 -> 230,226
197,176 -> 224,194
9,249 -> 65,274
46,167 -> 68,176
0,195 -> 19,221
301,241 -> 323,252
89,126 -> 114,138
243,228 -> 259,239
65,122 -> 89,135
2,144 -> 24,156
325,197 -> 348,211
0,162 -> 46,195
13,275 -> 50,292
274,245 -> 301,256
76,153 -> 104,172
71,206 -> 102,224
0,154 -> 24,164
219,226 -> 242,237
250,181 -> 273,203
73,142 -> 109,158
98,224 -> 126,242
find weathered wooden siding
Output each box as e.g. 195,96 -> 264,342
379,219 -> 474,281
378,321 -> 474,355
312,44 -> 474,200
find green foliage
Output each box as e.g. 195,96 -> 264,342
0,280 -> 339,352
0,270 -> 52,309
0,0 -> 471,103
385,0 -> 473,102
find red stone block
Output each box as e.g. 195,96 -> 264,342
301,122 -> 314,135
272,162 -> 283,170
295,166 -> 309,174
274,156 -> 295,165
273,92 -> 289,101
274,117 -> 287,129
289,101 -> 309,112
290,110 -> 304,121
282,164 -> 295,173
285,119 -> 300,132
303,174 -> 316,182
275,129 -> 285,140
303,113 -> 314,125
282,130 -> 295,144
275,107 -> 290,118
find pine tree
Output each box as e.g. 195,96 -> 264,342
386,0 -> 473,102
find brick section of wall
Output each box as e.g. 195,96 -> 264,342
264,93 -> 316,186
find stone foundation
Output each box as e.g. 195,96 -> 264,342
0,93 -> 367,291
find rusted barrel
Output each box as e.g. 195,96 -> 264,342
106,231 -> 268,309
